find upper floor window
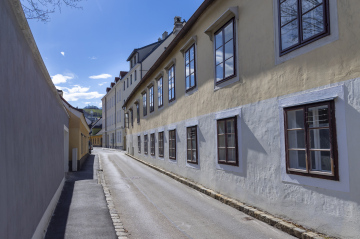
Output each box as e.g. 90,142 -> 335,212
215,18 -> 236,84
217,117 -> 238,166
136,103 -> 140,123
168,65 -> 175,102
130,75 -> 132,85
158,77 -> 163,107
279,0 -> 329,55
185,44 -> 196,91
135,70 -> 137,81
127,78 -> 129,88
144,134 -> 148,155
149,86 -> 154,112
187,126 -> 198,164
284,100 -> 338,180
123,81 -> 125,90
142,92 -> 147,116
130,109 -> 133,127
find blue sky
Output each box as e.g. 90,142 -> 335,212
27,0 -> 204,109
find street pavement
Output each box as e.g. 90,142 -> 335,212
96,148 -> 296,239
45,154 -> 117,239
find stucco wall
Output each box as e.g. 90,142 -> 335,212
0,0 -> 69,238
127,80 -> 360,238
124,0 -> 360,238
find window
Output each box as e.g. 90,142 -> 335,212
186,126 -> 198,164
169,130 -> 176,159
215,18 -> 236,84
150,133 -> 155,156
138,136 -> 141,153
185,44 -> 196,91
284,100 -> 338,180
130,109 -> 133,127
158,132 -> 164,157
135,70 -> 137,81
158,77 -> 163,107
142,92 -> 147,116
149,86 -> 154,112
123,81 -> 125,90
130,75 -> 132,85
168,65 -> 175,102
125,113 -> 129,128
136,103 -> 140,123
144,135 -> 148,155
217,117 -> 238,166
127,78 -> 129,88
279,0 -> 329,55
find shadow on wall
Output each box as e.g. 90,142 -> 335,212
44,155 -> 95,239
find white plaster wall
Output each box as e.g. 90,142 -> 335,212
127,79 -> 360,238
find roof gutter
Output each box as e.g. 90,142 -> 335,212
123,0 -> 216,108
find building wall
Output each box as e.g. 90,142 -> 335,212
91,135 -> 103,147
125,0 -> 360,237
0,0 -> 69,238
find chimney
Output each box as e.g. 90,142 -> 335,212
162,31 -> 168,40
57,89 -> 63,97
158,37 -> 162,42
173,16 -> 183,35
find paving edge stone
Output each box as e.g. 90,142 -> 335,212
125,153 -> 334,239
97,154 -> 129,239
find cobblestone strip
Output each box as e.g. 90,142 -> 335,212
98,155 -> 129,239
125,153 -> 334,239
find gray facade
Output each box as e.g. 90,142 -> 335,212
0,0 -> 69,238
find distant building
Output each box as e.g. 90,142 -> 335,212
101,18 -> 183,150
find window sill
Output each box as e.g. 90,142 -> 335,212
214,75 -> 240,91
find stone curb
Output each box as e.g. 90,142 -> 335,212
125,153 -> 333,239
98,155 -> 129,239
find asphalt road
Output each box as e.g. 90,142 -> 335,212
96,148 -> 295,239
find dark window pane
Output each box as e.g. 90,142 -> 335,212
218,135 -> 225,147
288,130 -> 306,148
226,119 -> 235,133
227,134 -> 235,147
280,0 -> 298,26
219,148 -> 226,161
227,148 -> 236,162
224,57 -> 234,78
287,109 -> 304,129
224,21 -> 233,43
302,0 -> 323,13
224,40 -> 234,60
281,19 -> 299,50
192,151 -> 197,161
187,150 -> 191,161
302,5 -> 325,40
310,151 -> 331,172
218,121 -> 225,134
215,31 -> 223,49
310,129 -> 330,149
185,51 -> 190,65
289,150 -> 306,170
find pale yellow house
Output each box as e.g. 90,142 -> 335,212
61,97 -> 90,171
122,0 -> 360,238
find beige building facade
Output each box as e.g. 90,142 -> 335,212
123,0 -> 360,238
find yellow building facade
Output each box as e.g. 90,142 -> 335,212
122,1 -> 360,238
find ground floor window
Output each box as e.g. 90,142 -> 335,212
186,126 -> 198,164
284,100 -> 338,180
158,132 -> 164,157
217,117 -> 238,166
138,136 -> 141,153
150,133 -> 155,156
169,130 -> 176,159
144,135 -> 148,155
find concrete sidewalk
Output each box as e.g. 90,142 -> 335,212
45,155 -> 117,239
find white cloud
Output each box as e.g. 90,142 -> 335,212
89,74 -> 112,79
98,102 -> 103,107
89,56 -> 97,60
61,52 -> 65,56
57,85 -> 104,102
98,82 -> 107,86
51,74 -> 74,85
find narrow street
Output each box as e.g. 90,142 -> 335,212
95,148 -> 295,239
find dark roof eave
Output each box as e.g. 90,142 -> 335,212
123,0 -> 216,108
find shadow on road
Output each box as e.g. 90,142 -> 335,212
44,155 -> 95,239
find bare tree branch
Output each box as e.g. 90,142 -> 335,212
21,0 -> 83,22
